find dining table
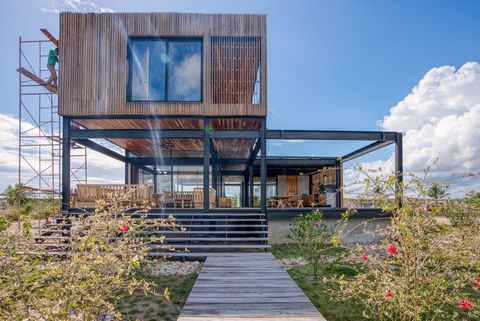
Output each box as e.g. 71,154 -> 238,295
273,195 -> 304,208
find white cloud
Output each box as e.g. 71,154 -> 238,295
350,62 -> 480,195
0,113 -> 123,193
41,0 -> 114,14
171,53 -> 202,99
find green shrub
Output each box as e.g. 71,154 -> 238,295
332,168 -> 480,320
0,190 -> 177,321
290,210 -> 335,280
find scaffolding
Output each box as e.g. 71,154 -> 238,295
18,35 -> 87,204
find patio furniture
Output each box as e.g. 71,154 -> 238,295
274,195 -> 304,208
158,191 -> 195,208
173,191 -> 194,208
218,196 -> 232,208
74,184 -> 153,208
193,187 -> 217,208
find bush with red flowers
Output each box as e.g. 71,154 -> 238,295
330,166 -> 480,320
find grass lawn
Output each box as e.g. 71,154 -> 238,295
271,244 -> 480,321
271,244 -> 367,321
118,271 -> 197,321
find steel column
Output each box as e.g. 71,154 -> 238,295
203,118 -> 210,212
61,117 -> 71,210
243,174 -> 249,207
124,150 -> 129,184
260,118 -> 267,213
249,165 -> 254,207
335,161 -> 343,208
153,164 -> 158,193
212,164 -> 218,206
395,132 -> 403,207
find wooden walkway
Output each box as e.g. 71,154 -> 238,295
178,253 -> 326,321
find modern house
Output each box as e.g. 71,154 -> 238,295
26,12 -> 403,254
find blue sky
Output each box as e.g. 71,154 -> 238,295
1,0 -> 480,193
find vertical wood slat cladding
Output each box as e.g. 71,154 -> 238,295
211,36 -> 261,104
59,13 -> 267,117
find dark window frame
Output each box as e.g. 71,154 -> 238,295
126,36 -> 203,103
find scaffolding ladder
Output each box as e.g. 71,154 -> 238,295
18,35 -> 87,206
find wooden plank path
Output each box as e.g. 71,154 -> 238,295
178,253 -> 326,321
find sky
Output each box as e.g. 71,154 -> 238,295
0,0 -> 479,195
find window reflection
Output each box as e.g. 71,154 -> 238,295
128,37 -> 202,102
168,41 -> 202,101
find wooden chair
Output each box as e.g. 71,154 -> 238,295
218,196 -> 232,208
193,187 -> 217,208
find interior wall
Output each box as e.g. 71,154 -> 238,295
276,175 -> 309,196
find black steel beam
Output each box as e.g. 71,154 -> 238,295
74,138 -> 155,175
203,119 -> 210,212
335,161 -> 343,208
248,165 -> 254,207
220,170 -> 245,176
210,130 -> 260,139
254,157 -> 337,167
129,157 -> 203,166
395,132 -> 403,207
124,150 -> 129,184
212,164 -> 218,206
73,139 -> 126,163
260,118 -> 267,213
267,130 -> 397,141
341,140 -> 394,163
209,138 -> 218,162
248,138 -> 261,165
61,117 -> 71,211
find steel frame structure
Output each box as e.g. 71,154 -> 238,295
62,115 -> 403,212
18,37 -> 87,202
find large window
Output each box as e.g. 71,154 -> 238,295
127,37 -> 202,102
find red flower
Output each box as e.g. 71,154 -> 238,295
387,244 -> 398,255
385,289 -> 393,299
119,223 -> 129,233
361,253 -> 369,261
473,279 -> 480,289
458,299 -> 473,310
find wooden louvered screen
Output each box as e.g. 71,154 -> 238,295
211,36 -> 261,104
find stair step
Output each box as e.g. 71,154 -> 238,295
151,244 -> 271,250
161,224 -> 267,228
147,219 -> 266,222
149,251 -> 269,258
40,229 -> 268,235
44,222 -> 267,228
35,236 -> 268,242
145,212 -> 265,216
163,237 -> 268,242
32,243 -> 271,250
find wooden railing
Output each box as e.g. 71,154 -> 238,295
73,184 -> 153,208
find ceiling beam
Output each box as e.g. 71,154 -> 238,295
267,130 -> 397,141
341,140 -> 394,163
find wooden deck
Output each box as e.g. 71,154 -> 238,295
178,253 -> 326,321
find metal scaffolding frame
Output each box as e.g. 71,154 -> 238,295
18,37 -> 87,201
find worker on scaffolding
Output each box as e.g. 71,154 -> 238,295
46,47 -> 58,87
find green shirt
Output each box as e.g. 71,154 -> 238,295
47,49 -> 58,66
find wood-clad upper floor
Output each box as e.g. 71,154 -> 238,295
59,12 -> 267,117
